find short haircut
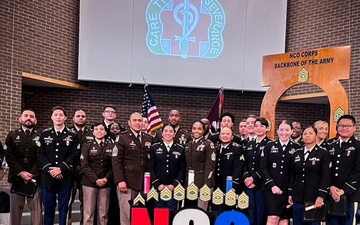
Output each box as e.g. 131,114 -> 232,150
22,108 -> 36,115
52,106 -> 66,116
92,122 -> 106,130
337,114 -> 356,125
73,109 -> 86,117
103,105 -> 116,111
220,112 -> 235,123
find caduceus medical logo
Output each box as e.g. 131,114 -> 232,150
146,0 -> 226,59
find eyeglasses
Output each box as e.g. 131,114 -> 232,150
104,110 -> 115,114
337,124 -> 355,129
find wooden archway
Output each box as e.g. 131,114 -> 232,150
260,46 -> 351,138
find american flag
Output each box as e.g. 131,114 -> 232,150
141,85 -> 163,134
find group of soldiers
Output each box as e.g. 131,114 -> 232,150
0,106 -> 359,225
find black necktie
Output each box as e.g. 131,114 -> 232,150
304,151 -> 310,160
57,131 -> 61,136
282,145 -> 286,151
25,130 -> 30,136
100,141 -> 104,147
137,134 -> 141,143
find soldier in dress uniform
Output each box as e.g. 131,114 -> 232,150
109,122 -> 121,143
67,110 -> 94,225
201,118 -> 213,140
288,126 -> 330,225
209,112 -> 242,148
81,123 -> 114,225
185,121 -> 216,210
243,118 -> 272,225
153,109 -> 191,146
314,120 -> 329,150
260,120 -> 300,225
5,109 -> 42,225
291,121 -> 304,146
246,115 -> 257,142
239,119 -> 249,141
142,117 -> 149,133
37,106 -> 80,225
148,124 -> 186,210
213,127 -> 245,211
102,105 -> 125,139
112,112 -> 153,225
328,115 -> 360,225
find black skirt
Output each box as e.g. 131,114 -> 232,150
264,191 -> 290,218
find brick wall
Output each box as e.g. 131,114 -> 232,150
23,84 -> 328,136
1,0 -> 358,143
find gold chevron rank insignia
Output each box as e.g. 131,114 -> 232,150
160,187 -> 172,201
212,188 -> 224,205
133,193 -> 145,206
199,184 -> 211,202
173,184 -> 185,201
186,183 -> 198,201
147,187 -> 159,201
237,191 -> 249,209
225,189 -> 237,206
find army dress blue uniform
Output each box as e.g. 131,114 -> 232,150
327,136 -> 360,225
148,141 -> 186,210
288,145 -> 331,225
37,127 -> 80,225
212,142 -> 245,211
153,127 -> 191,147
260,140 -> 300,218
243,136 -> 272,225
209,132 -> 243,150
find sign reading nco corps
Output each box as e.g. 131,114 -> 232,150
261,46 -> 351,138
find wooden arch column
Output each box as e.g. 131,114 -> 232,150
260,46 -> 350,138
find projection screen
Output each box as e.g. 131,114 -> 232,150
78,0 -> 287,91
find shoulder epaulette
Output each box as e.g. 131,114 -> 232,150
66,127 -> 76,134
232,142 -> 240,147
43,127 -> 52,132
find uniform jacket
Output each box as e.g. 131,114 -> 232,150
148,142 -> 186,188
288,145 -> 331,202
37,127 -> 80,189
112,130 -> 153,191
328,136 -> 360,201
5,128 -> 40,182
209,133 -> 243,150
184,137 -> 216,188
318,140 -> 328,150
81,140 -> 113,188
260,140 -> 300,191
214,142 -> 245,193
68,125 -> 94,145
68,125 -> 94,173
153,127 -> 191,147
243,136 -> 272,190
